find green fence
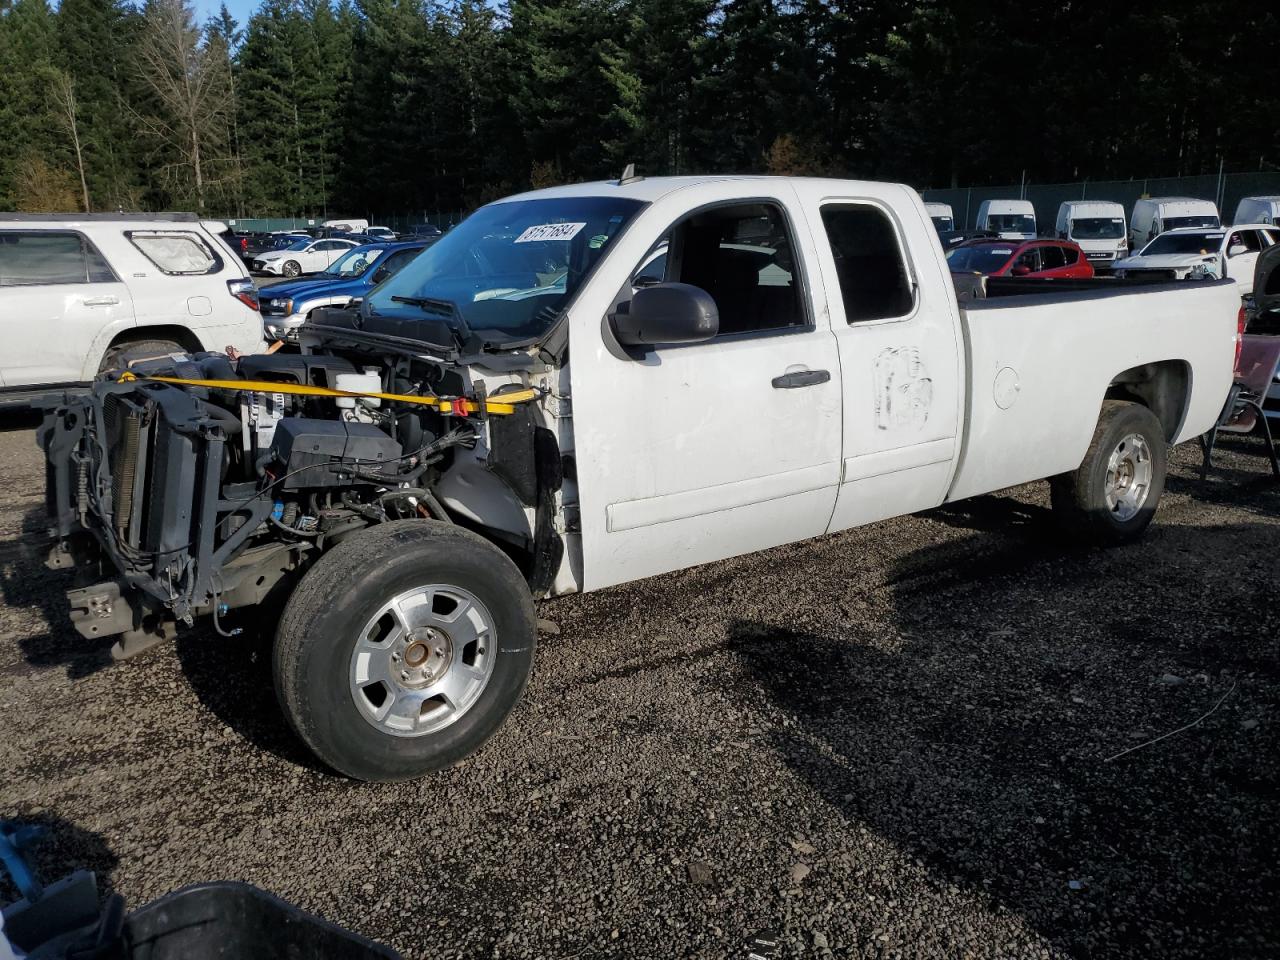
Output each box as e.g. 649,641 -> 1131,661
921,172 -> 1280,232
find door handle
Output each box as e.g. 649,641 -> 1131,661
83,295 -> 119,306
772,369 -> 830,389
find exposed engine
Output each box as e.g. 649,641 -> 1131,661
40,333 -> 562,652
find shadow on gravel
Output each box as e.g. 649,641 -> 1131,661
0,508 -> 117,680
172,620 -> 328,774
0,814 -> 119,906
727,511 -> 1279,959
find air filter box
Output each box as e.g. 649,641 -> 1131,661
268,419 -> 402,489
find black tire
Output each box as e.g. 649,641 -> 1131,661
281,259 -> 301,278
1050,400 -> 1167,545
273,520 -> 536,781
98,338 -> 185,375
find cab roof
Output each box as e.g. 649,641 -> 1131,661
495,175 -> 915,205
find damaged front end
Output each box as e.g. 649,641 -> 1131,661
39,328 -> 568,659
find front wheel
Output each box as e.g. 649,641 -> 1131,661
1050,400 -> 1167,545
281,259 -> 301,278
273,521 -> 536,781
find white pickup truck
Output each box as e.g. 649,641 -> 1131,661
40,176 -> 1239,781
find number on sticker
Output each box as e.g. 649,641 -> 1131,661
514,222 -> 587,243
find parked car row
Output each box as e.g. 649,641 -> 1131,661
943,194 -> 1280,290
228,222 -> 445,278
929,194 -> 1280,271
259,239 -> 431,341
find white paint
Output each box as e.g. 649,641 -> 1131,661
456,176 -> 1235,595
993,366 -> 1020,409
0,217 -> 264,387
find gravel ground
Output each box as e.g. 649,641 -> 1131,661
1,411 -> 1277,959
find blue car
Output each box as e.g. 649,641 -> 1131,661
260,241 -> 428,342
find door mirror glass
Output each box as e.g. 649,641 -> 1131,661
370,266 -> 391,284
612,282 -> 719,347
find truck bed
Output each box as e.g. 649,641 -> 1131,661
947,277 -> 1238,502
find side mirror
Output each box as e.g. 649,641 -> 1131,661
1228,244 -> 1248,257
1011,265 -> 1032,277
612,282 -> 718,348
370,266 -> 391,284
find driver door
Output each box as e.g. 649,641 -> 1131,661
568,186 -> 842,591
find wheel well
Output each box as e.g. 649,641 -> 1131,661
1104,360 -> 1191,442
108,325 -> 204,354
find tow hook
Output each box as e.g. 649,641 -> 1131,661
67,582 -> 133,640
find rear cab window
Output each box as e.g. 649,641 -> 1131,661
127,230 -> 223,275
0,230 -> 117,285
819,204 -> 914,322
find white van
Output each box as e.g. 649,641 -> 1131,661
975,199 -> 1036,240
0,213 -> 265,404
1233,196 -> 1280,226
322,218 -> 369,232
1128,197 -> 1219,250
924,202 -> 955,233
1055,200 -> 1128,267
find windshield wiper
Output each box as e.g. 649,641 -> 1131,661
383,295 -> 472,349
391,295 -> 460,316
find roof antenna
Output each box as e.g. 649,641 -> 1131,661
618,163 -> 643,186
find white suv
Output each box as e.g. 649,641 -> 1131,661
0,214 -> 265,405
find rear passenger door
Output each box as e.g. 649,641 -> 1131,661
793,185 -> 963,530
0,229 -> 132,386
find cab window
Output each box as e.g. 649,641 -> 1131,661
820,203 -> 914,322
647,202 -> 807,336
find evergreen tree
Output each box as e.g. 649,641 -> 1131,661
0,0 -> 61,207
56,0 -> 144,208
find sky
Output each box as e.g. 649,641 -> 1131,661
194,0 -> 259,27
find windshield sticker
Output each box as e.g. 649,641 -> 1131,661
992,248 -> 1013,255
514,222 -> 586,243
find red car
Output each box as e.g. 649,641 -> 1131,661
946,239 -> 1095,279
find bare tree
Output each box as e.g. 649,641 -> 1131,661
48,70 -> 91,212
133,0 -> 232,210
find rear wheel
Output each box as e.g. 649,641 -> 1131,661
1050,400 -> 1167,545
273,521 -> 536,781
282,259 -> 301,278
98,338 -> 185,375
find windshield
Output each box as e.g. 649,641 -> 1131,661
930,216 -> 955,232
986,214 -> 1035,234
324,246 -> 384,277
1071,217 -> 1125,240
1141,232 -> 1224,256
284,238 -> 311,252
946,243 -> 1017,274
366,196 -> 645,339
1163,215 -> 1220,231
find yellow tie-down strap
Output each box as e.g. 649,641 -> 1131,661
116,372 -> 540,416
